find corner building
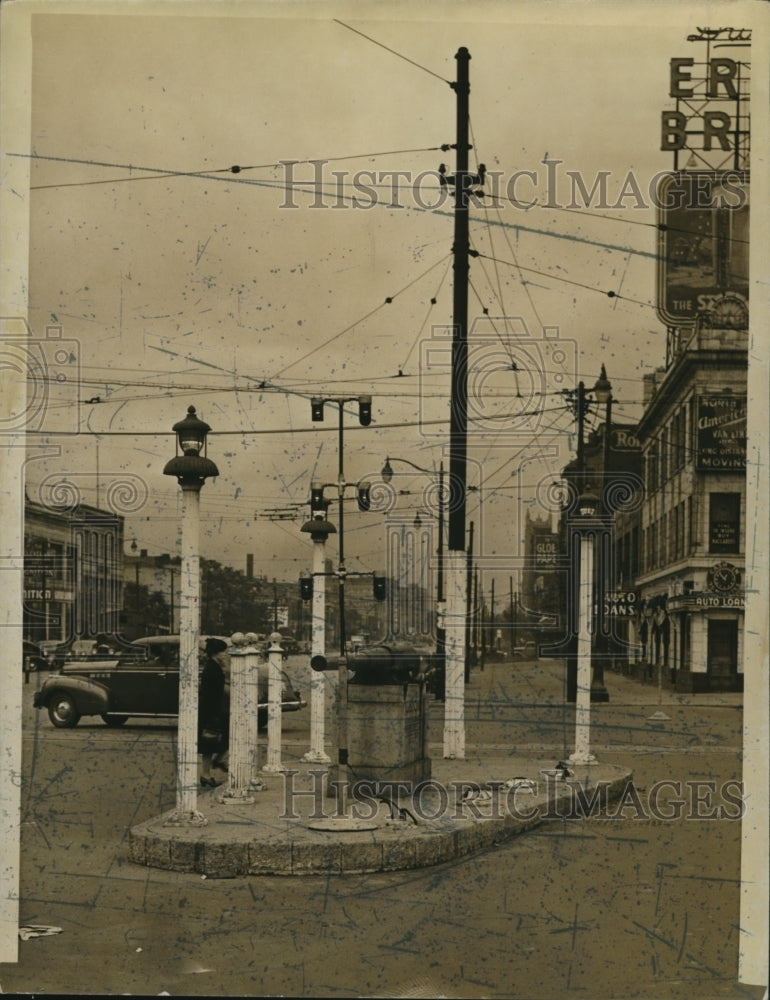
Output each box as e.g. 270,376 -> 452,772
634,306 -> 748,692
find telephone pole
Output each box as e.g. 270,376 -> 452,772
443,46 -> 471,759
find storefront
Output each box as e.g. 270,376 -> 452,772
667,589 -> 744,692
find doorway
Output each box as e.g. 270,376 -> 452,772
707,619 -> 738,681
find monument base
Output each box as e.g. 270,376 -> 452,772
329,683 -> 431,794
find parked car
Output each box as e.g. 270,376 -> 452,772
37,636 -> 121,670
23,640 -> 47,674
277,631 -> 300,656
33,634 -> 304,729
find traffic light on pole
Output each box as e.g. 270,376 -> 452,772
299,575 -> 313,602
358,395 -> 372,426
373,575 -> 387,602
357,481 -> 371,511
311,398 -> 325,422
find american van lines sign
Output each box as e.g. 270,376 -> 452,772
696,394 -> 747,470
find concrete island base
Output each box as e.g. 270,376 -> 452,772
128,755 -> 633,878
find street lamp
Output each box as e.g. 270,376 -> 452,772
162,405 -> 218,826
381,457 -> 446,701
569,488 -> 600,766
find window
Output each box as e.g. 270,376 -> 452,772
631,526 -> 640,578
673,505 -> 680,561
647,443 -> 659,493
709,493 -> 741,554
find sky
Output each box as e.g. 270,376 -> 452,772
5,0 -> 767,598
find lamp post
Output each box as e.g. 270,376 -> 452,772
130,538 -> 141,636
300,502 -> 336,763
591,365 -> 613,703
162,405 -> 218,826
569,488 -> 600,766
381,457 -> 446,699
566,367 -> 613,703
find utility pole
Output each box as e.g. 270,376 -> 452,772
444,46 -> 471,759
567,381 -> 586,702
490,577 -> 495,657
464,520 -> 474,683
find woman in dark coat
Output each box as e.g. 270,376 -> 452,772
198,637 -> 230,786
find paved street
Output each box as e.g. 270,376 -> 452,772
1,657 -> 761,999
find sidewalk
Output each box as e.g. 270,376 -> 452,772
472,654 -> 744,708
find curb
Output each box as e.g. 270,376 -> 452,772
128,760 -> 633,877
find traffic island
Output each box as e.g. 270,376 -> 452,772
128,756 -> 633,877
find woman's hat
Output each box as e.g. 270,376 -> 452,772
205,637 -> 229,655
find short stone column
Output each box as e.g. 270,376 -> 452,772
262,632 -> 283,773
242,633 -> 263,789
221,632 -> 255,803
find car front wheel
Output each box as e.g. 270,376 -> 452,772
48,692 -> 81,728
101,714 -> 129,727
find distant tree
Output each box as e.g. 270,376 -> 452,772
122,583 -> 170,640
200,559 -> 270,635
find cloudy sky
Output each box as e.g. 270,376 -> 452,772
5,0 -> 766,595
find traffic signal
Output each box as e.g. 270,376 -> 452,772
299,576 -> 313,602
358,395 -> 372,426
357,481 -> 371,511
310,482 -> 325,512
311,398 -> 325,422
373,575 -> 387,602
310,654 -> 347,672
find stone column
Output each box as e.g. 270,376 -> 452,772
221,633 -> 255,803
262,633 -> 283,772
242,633 -> 263,789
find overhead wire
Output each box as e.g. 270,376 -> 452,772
268,252 -> 452,379
474,251 -> 656,310
397,257 -> 452,374
31,399 -> 585,437
24,147 -> 448,191
332,19 -> 452,85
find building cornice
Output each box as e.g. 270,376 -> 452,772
636,349 -> 748,440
